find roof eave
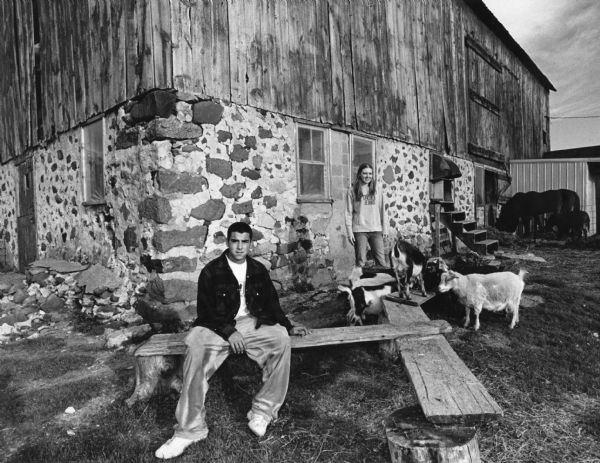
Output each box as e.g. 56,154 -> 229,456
465,0 -> 556,91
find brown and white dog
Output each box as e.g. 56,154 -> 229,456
389,239 -> 428,300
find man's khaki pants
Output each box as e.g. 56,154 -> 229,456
173,316 -> 291,440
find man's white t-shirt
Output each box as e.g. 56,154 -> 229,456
226,256 -> 250,319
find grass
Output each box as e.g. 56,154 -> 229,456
2,244 -> 600,462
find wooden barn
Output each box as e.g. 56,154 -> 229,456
0,0 -> 553,297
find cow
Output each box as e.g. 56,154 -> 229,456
496,189 -> 580,237
546,210 -> 590,240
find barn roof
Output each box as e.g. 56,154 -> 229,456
543,145 -> 600,159
466,0 -> 556,91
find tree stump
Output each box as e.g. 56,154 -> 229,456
125,355 -> 182,407
385,406 -> 481,463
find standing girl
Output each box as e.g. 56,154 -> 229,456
345,163 -> 389,267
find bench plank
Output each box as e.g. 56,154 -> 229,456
399,335 -> 503,425
134,322 -> 454,357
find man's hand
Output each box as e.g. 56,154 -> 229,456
289,324 -> 310,336
228,331 -> 246,354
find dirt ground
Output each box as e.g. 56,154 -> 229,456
2,238 -> 600,462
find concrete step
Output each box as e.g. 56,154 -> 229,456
451,219 -> 477,232
431,200 -> 455,212
441,210 -> 466,222
473,239 -> 499,255
461,229 -> 487,243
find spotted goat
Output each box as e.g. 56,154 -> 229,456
337,267 -> 397,325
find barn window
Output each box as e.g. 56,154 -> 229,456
296,124 -> 330,201
81,117 -> 105,204
351,135 -> 375,178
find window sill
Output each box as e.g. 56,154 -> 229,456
296,197 -> 334,204
82,199 -> 107,207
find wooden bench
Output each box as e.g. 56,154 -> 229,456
381,296 -> 503,425
126,313 -> 452,406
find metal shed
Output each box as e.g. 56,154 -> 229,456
510,158 -> 600,236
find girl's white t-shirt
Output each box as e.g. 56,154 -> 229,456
226,256 -> 250,319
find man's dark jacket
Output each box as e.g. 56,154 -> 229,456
194,251 -> 292,340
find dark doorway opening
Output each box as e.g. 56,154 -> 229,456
17,158 -> 37,271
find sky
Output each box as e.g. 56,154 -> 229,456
483,0 -> 600,150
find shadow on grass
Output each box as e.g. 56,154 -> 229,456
7,396 -> 390,463
7,345 -> 401,463
0,372 -> 23,428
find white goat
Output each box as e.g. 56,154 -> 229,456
437,269 -> 527,330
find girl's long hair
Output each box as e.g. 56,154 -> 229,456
353,163 -> 376,199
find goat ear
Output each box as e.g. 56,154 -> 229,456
439,259 -> 449,272
447,270 -> 459,280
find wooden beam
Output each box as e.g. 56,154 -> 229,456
469,88 -> 499,116
399,334 -> 503,425
134,321 -> 454,357
468,142 -> 504,165
465,35 -> 502,73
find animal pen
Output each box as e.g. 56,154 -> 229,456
509,158 -> 600,236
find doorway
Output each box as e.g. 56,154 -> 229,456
474,166 -> 501,227
17,157 -> 37,271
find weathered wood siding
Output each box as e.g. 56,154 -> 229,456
171,0 -> 551,164
1,0 -> 551,166
0,0 -> 172,163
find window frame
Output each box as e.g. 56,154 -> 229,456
295,123 -> 332,203
350,134 -> 376,181
81,115 -> 106,206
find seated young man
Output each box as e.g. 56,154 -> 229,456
155,221 -> 309,459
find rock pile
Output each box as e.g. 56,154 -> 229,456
0,258 -> 151,348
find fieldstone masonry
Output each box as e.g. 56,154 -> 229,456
451,156 -> 475,221
377,139 -> 432,250
0,164 -> 18,269
0,88 -> 484,327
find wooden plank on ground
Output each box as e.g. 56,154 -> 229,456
399,334 -> 503,425
385,291 -> 437,308
135,321 -> 453,356
381,298 -> 450,331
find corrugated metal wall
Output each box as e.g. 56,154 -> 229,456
510,159 -> 597,235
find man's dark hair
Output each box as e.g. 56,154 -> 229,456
227,221 -> 253,240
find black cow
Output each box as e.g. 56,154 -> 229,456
546,210 -> 590,240
497,189 -> 580,237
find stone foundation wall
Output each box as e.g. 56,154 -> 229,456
32,112 -> 144,280
2,90 -> 439,316
452,156 -> 475,221
0,163 -> 18,269
378,141 -> 431,251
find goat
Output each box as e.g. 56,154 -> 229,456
437,269 -> 527,330
389,239 -> 427,300
338,267 -> 396,325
